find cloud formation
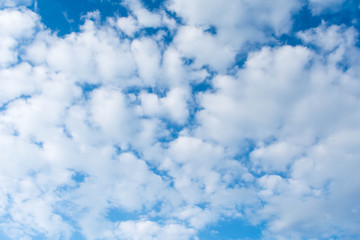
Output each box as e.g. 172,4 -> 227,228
0,0 -> 360,239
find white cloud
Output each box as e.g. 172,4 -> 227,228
0,63 -> 44,105
173,25 -> 236,72
131,37 -> 161,85
168,0 -> 302,48
114,16 -> 139,36
138,87 -> 189,124
0,0 -> 32,7
298,23 -> 358,52
0,1 -> 360,240
196,45 -> 313,146
25,17 -> 137,85
89,87 -> 138,145
194,24 -> 360,238
0,8 -> 37,38
309,0 -> 346,14
112,0 -> 169,38
157,136 -> 257,229
133,8 -> 162,28
0,8 -> 39,67
250,141 -> 302,173
255,129 -> 360,239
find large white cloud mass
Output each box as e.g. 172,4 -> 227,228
0,0 -> 360,239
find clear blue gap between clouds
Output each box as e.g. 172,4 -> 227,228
31,0 -> 128,35
31,0 -> 169,36
198,219 -> 263,240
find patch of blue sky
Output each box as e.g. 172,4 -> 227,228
60,124 -> 73,139
106,202 -> 167,226
255,5 -> 320,51
137,26 -> 165,37
122,86 -> 146,97
233,52 -> 249,69
29,0 -> 179,40
141,0 -> 166,11
0,94 -> 32,112
76,82 -> 102,100
105,207 -> 139,223
188,72 -> 214,106
225,177 -> 254,190
0,230 -> 10,240
296,1 -> 360,32
54,171 -> 88,196
31,0 -> 128,36
292,3 -> 322,32
233,139 -> 258,161
190,79 -> 213,95
71,171 -> 88,183
155,121 -> 183,142
30,139 -> 44,148
123,85 -> 171,98
114,144 -> 144,159
182,57 -> 195,66
163,8 -> 184,25
130,26 -> 174,46
319,0 -> 360,29
336,58 -> 350,72
198,218 -> 263,240
143,86 -> 168,98
204,25 -> 217,35
251,167 -> 292,180
28,0 -> 360,40
185,93 -> 211,132
70,232 -> 86,240
230,41 -> 266,71
148,166 -> 174,186
276,33 -> 303,47
272,1 -> 360,50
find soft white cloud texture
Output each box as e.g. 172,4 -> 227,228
309,0 -> 346,14
0,0 -> 360,239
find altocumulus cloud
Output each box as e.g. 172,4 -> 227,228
0,0 -> 360,239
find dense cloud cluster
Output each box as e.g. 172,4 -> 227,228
0,0 -> 360,239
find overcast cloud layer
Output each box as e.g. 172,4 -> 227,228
0,0 -> 360,239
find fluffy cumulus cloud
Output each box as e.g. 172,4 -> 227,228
0,0 -> 360,239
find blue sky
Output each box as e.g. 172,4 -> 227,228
1,0 -> 360,239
